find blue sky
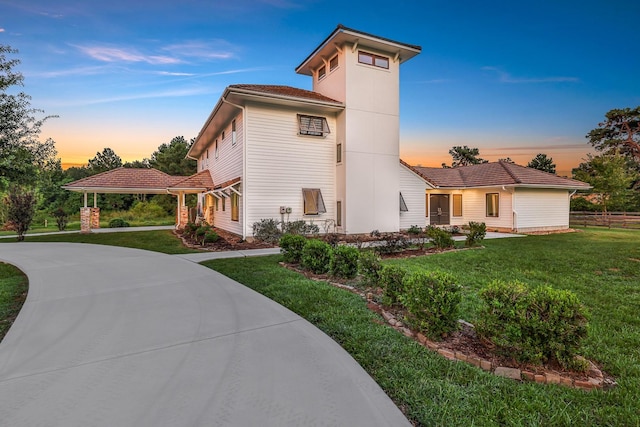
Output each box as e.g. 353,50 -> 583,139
2,0 -> 639,175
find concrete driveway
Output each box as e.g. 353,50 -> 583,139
0,243 -> 410,426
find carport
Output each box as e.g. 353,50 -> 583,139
62,168 -> 214,233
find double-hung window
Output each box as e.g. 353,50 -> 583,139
486,193 -> 499,217
298,115 -> 330,137
453,194 -> 462,217
302,188 -> 326,215
231,192 -> 239,222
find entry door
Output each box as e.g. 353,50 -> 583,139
429,194 -> 450,225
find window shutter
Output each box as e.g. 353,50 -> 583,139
399,192 -> 408,212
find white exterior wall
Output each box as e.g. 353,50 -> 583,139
342,44 -> 401,234
399,164 -> 427,230
244,103 -> 336,237
426,187 -> 514,230
201,111 -> 244,236
513,188 -> 570,232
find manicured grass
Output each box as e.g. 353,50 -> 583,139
0,263 -> 28,342
0,218 -> 175,237
203,228 -> 640,426
0,230 -> 201,254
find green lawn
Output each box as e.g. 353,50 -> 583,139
0,230 -> 201,254
0,263 -> 28,342
203,228 -> 640,426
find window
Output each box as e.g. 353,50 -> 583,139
232,119 -> 237,146
231,192 -> 239,222
358,51 -> 389,69
215,197 -> 219,211
453,194 -> 462,217
222,131 -> 225,141
329,55 -> 338,71
214,139 -> 219,159
298,114 -> 330,137
302,188 -> 326,215
318,65 -> 326,80
399,192 -> 408,212
486,193 -> 499,217
336,200 -> 342,226
206,149 -> 209,159
336,143 -> 342,163
222,196 -> 226,212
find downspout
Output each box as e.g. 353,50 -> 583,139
502,186 -> 517,232
221,96 -> 248,239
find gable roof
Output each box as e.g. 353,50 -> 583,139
62,168 -> 214,194
409,161 -> 591,190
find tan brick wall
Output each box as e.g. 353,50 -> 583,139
177,205 -> 189,229
90,208 -> 100,229
80,207 -> 91,234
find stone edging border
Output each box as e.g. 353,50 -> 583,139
321,278 -> 617,392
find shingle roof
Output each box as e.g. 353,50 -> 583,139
63,168 -> 186,191
168,170 -> 214,191
410,161 -> 591,189
229,84 -> 342,104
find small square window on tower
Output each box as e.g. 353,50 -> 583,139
298,115 -> 330,137
302,188 -> 326,215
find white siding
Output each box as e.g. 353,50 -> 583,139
203,111 -> 244,236
426,187 -> 514,230
244,103 -> 336,237
399,164 -> 427,230
513,188 -> 570,231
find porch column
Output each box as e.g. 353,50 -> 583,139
177,192 -> 189,229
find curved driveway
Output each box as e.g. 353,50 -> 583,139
0,243 -> 410,426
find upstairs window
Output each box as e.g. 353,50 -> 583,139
486,193 -> 499,217
298,114 -> 330,137
303,188 -> 326,215
318,65 -> 326,80
336,143 -> 342,163
399,192 -> 408,212
358,51 -> 389,69
232,119 -> 237,146
214,139 -> 219,159
329,55 -> 338,71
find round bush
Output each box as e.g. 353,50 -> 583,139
476,280 -> 589,369
400,270 -> 461,340
330,245 -> 360,279
301,239 -> 333,274
358,250 -> 382,287
280,233 -> 307,263
109,218 -> 130,228
379,265 -> 407,306
203,231 -> 219,243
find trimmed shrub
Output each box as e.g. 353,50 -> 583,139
358,250 -> 382,287
184,222 -> 199,237
426,226 -> 454,250
109,218 -> 130,228
203,230 -> 220,244
330,245 -> 360,279
465,221 -> 486,247
400,271 -> 461,340
476,280 -> 589,370
252,218 -> 282,244
279,233 -> 307,263
407,225 -> 422,235
379,265 -> 407,306
301,239 -> 333,274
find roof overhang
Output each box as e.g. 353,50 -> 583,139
427,184 -> 592,190
296,25 -> 422,76
62,186 -> 170,194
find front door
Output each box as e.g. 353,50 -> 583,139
429,194 -> 450,225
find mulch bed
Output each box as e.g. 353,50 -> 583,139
175,227 -> 275,251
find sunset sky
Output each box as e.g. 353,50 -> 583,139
2,0 -> 639,176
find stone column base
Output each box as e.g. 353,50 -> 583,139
90,207 -> 100,229
80,207 -> 92,234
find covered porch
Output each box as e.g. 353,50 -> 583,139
62,168 -> 213,233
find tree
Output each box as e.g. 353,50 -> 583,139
149,136 -> 196,176
573,152 -> 638,214
446,146 -> 488,168
499,157 -> 515,164
528,153 -> 556,174
587,107 -> 640,162
4,185 -> 36,241
87,148 -> 122,174
0,45 -> 57,191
